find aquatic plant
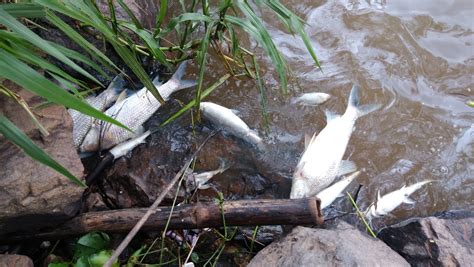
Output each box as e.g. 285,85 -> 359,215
0,1 -> 320,183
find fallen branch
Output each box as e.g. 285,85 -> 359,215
1,198 -> 323,242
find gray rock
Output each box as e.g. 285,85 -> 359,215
0,85 -> 84,235
248,222 -> 409,267
0,254 -> 33,267
378,210 -> 474,266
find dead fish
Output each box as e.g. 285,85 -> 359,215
200,102 -> 264,149
186,160 -> 230,192
316,171 -> 360,209
290,85 -> 381,199
365,180 -> 434,219
70,74 -> 127,148
80,61 -> 196,152
290,92 -> 331,106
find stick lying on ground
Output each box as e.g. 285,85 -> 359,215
1,198 -> 323,242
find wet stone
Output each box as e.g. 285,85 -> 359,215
0,254 -> 33,267
378,210 -> 474,266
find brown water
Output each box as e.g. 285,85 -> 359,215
184,0 -> 473,223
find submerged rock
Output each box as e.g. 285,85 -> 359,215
248,222 -> 409,267
0,84 -> 84,235
378,210 -> 474,266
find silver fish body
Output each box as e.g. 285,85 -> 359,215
70,74 -> 126,148
186,161 -> 230,191
290,85 -> 381,199
109,130 -> 151,159
316,171 -> 360,209
366,180 -> 434,219
200,102 -> 263,148
290,92 -> 331,106
80,61 -> 196,153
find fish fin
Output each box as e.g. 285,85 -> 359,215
289,97 -> 299,105
170,60 -> 197,91
337,160 -> 357,176
110,73 -> 126,93
404,197 -> 416,205
304,133 -> 312,149
356,104 -> 382,118
376,189 -> 381,202
152,75 -> 163,87
198,184 -> 211,190
230,109 -> 240,115
115,89 -> 128,103
325,110 -> 340,122
346,84 -> 382,118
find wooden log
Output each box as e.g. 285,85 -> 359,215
2,198 -> 323,242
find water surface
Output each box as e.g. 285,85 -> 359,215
186,0 -> 473,223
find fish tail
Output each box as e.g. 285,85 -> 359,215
109,73 -> 127,94
170,60 -> 197,93
346,84 -> 382,119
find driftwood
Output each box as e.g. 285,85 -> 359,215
2,198 -> 323,242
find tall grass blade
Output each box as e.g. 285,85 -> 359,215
0,8 -> 102,86
0,3 -> 45,18
0,50 -> 131,131
0,115 -> 85,187
46,11 -> 118,73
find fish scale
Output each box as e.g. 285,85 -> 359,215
79,61 -> 196,153
70,75 -> 126,148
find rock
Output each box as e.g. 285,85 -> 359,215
378,210 -> 474,266
248,222 -> 409,267
0,83 -> 84,235
0,254 -> 33,267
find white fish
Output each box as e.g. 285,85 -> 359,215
365,180 -> 434,219
69,74 -> 127,148
186,161 -> 230,191
290,85 -> 381,199
109,130 -> 151,159
199,102 -> 264,149
80,61 -> 196,152
316,171 -> 360,209
290,92 -> 331,106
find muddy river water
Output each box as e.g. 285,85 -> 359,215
137,0 -> 474,225
185,0 -> 474,221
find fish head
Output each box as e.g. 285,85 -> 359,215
80,128 -> 100,153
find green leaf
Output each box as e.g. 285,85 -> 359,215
0,8 -> 103,86
159,13 -> 213,37
0,3 -> 46,18
74,232 -> 110,259
116,0 -> 143,29
0,115 -> 85,187
46,11 -> 118,74
0,50 -> 131,131
467,100 -> 474,108
111,41 -> 166,103
120,22 -> 171,68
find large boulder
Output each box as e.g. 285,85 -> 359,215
378,210 -> 474,266
248,222 -> 409,267
0,84 -> 84,235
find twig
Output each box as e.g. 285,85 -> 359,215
346,192 -> 376,238
104,132 -> 216,267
